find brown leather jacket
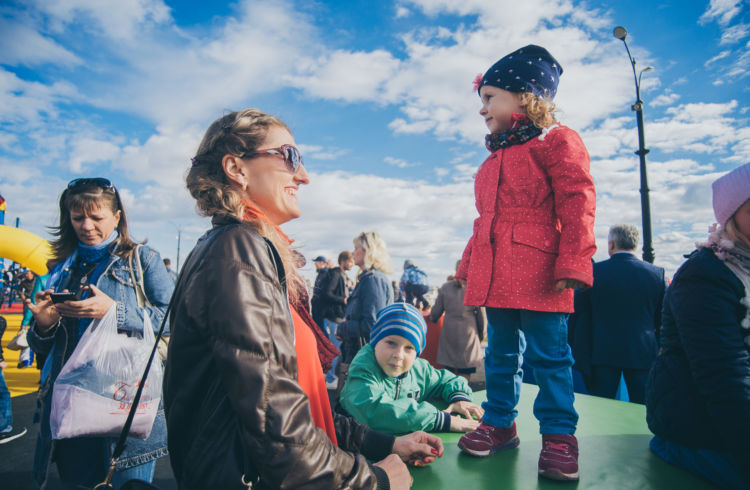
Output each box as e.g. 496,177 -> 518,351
164,216 -> 392,489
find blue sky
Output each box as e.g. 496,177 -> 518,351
1,0 -> 748,286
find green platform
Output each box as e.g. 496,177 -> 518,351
410,385 -> 717,489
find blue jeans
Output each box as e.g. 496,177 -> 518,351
323,318 -> 342,383
0,369 -> 11,433
650,436 -> 748,490
590,365 -> 649,404
57,436 -> 158,489
483,308 -> 578,434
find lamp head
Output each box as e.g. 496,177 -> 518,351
641,66 -> 654,74
613,26 -> 628,40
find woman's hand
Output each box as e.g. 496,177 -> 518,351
25,289 -> 61,331
555,278 -> 587,292
54,285 -> 115,319
392,430 -> 444,466
444,400 -> 484,421
373,454 -> 413,489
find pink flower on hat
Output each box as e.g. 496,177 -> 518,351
472,73 -> 483,92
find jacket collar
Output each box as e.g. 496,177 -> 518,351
610,251 -> 638,261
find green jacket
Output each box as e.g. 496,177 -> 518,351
340,344 -> 473,434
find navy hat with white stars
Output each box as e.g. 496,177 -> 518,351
477,45 -> 563,99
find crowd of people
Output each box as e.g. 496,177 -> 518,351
0,42 -> 748,490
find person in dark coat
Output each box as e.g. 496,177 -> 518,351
646,163 -> 750,489
310,255 -> 329,328
574,224 -> 666,403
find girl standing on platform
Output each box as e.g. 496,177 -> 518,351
455,45 -> 596,482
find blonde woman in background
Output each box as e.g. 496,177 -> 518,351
339,232 -> 394,365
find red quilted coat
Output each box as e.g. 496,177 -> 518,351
456,121 -> 596,313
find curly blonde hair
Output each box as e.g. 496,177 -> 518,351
187,109 -> 304,300
519,92 -> 557,129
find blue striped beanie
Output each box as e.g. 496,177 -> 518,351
370,303 -> 427,356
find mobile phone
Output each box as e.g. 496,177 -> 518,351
50,292 -> 77,304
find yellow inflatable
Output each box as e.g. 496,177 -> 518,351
0,225 -> 53,275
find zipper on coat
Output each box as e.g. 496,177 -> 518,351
395,377 -> 402,399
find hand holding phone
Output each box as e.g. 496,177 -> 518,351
50,292 -> 77,304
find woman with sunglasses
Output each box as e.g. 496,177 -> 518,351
26,178 -> 174,489
164,109 -> 442,490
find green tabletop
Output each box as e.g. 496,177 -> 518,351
410,384 -> 717,489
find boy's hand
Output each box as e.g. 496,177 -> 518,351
555,279 -> 587,292
392,430 -> 443,466
443,400 -> 484,420
449,415 -> 480,433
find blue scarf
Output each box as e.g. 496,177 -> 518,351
46,229 -> 120,291
77,229 -> 119,264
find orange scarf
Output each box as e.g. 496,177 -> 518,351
240,200 -> 335,444
289,305 -> 338,445
241,199 -> 293,244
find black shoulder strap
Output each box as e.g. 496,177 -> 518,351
96,294 -> 174,489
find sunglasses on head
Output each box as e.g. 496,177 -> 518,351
67,177 -> 114,191
241,144 -> 303,174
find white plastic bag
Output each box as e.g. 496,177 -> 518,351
50,303 -> 163,440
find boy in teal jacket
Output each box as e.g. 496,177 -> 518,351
340,303 -> 483,434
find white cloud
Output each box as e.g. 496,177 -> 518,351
720,22 -> 750,44
705,49 -> 731,66
699,0 -> 743,27
385,156 -> 419,168
297,144 -> 349,161
113,123 -> 204,187
0,15 -> 82,67
29,0 -> 172,41
68,136 -> 122,173
395,5 -> 411,18
286,49 -> 401,102
286,170 -> 477,283
0,69 -> 80,126
650,91 -> 681,107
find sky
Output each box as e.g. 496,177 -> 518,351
1,0 -> 749,287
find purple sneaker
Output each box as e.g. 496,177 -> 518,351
538,434 -> 579,481
457,421 -> 520,457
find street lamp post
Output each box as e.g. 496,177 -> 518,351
614,26 -> 655,264
176,227 -> 182,273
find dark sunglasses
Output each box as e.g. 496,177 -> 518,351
242,144 -> 303,174
67,177 -> 115,191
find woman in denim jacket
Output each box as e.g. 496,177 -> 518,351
339,232 -> 394,366
26,178 -> 173,489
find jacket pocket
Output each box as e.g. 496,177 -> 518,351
510,223 -> 559,296
109,263 -> 137,287
511,223 -> 559,254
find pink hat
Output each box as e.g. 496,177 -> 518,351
712,163 -> 750,226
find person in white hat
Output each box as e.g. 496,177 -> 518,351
646,162 -> 750,489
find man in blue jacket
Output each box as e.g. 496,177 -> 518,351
575,224 -> 666,403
